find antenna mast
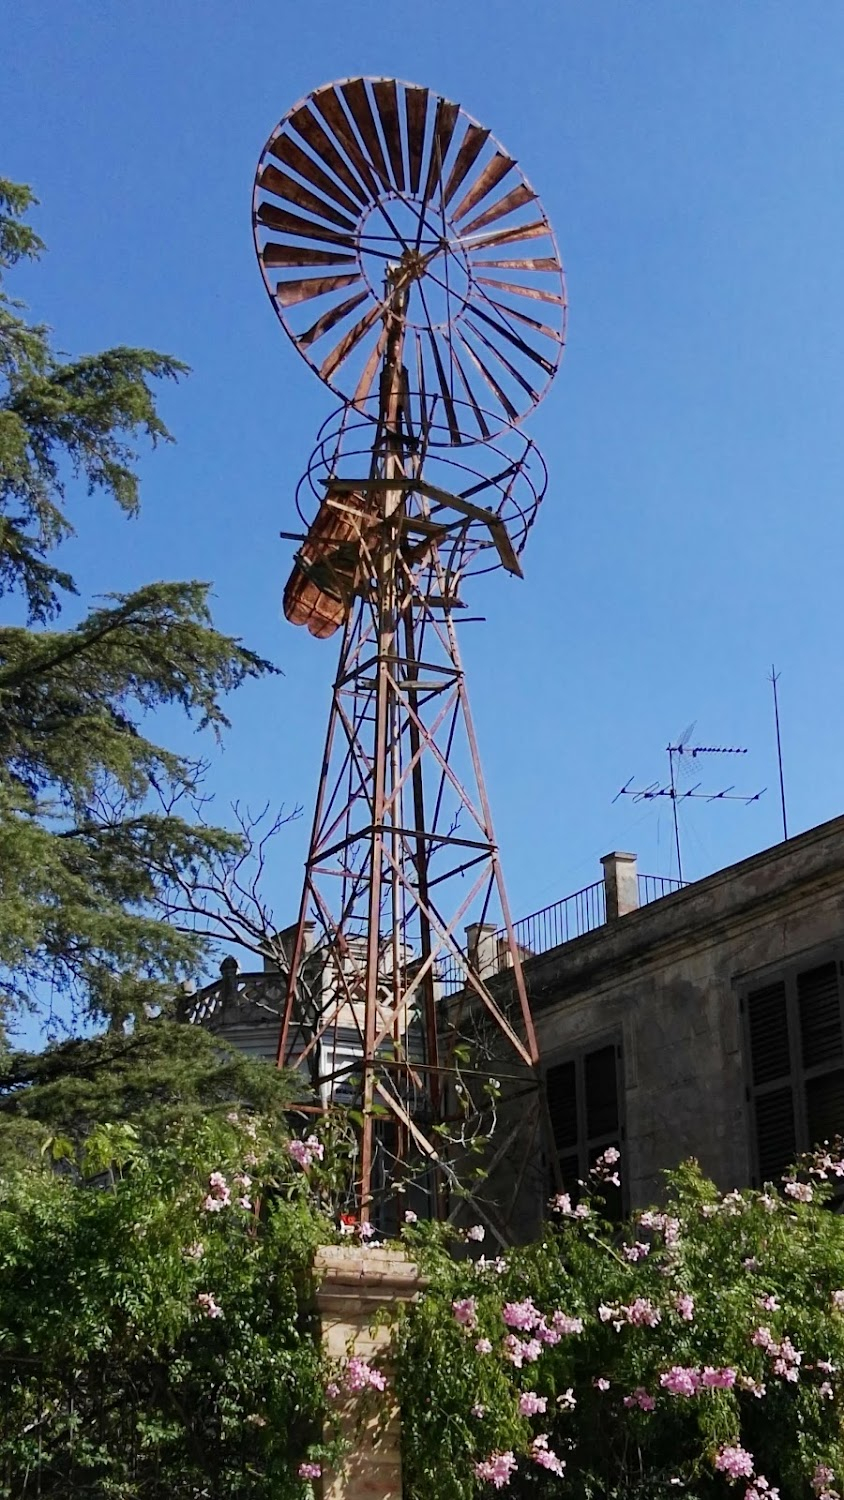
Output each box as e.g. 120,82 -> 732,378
615,728 -> 766,882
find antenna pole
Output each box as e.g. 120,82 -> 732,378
668,743 -> 683,883
770,664 -> 788,841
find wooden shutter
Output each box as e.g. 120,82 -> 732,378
584,1044 -> 619,1138
746,980 -> 796,1185
546,1059 -> 579,1189
798,962 -> 843,1069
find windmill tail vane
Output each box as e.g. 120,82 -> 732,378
254,78 -> 566,1234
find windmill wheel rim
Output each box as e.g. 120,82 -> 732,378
253,76 -> 566,444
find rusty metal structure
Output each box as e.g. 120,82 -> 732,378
252,78 -> 566,1229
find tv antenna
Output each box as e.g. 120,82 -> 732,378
614,724 -> 766,881
253,78 -> 566,1235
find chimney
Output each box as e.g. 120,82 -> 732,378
601,852 -> 639,920
465,922 -> 499,979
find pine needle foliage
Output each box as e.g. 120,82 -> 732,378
0,177 -> 277,1033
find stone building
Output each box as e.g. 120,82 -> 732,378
186,813 -> 844,1227
507,814 -> 844,1215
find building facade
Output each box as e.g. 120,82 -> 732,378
186,814 -> 844,1230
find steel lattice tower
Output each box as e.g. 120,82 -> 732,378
252,77 -> 566,1232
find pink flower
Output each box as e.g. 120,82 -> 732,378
757,1294 -> 779,1312
751,1326 -> 777,1352
624,1241 -> 651,1262
531,1437 -> 565,1476
701,1367 -> 737,1390
674,1293 -> 695,1321
202,1171 -> 231,1212
551,1192 -> 573,1214
288,1135 -> 324,1171
474,1451 -> 518,1489
818,1359 -> 837,1373
358,1221 -> 376,1240
535,1319 -> 561,1345
404,1210 -> 418,1224
183,1242 -> 205,1260
325,1382 -> 340,1400
237,1196 -> 252,1210
519,1391 -> 547,1415
594,1377 -> 610,1391
813,1467 -> 837,1495
343,1356 -> 385,1393
196,1291 -> 223,1319
452,1297 -> 478,1329
784,1179 -> 813,1202
738,1375 -> 766,1398
624,1388 -> 656,1410
475,1338 -> 493,1354
833,1291 -> 844,1311
298,1463 -> 322,1479
660,1366 -> 700,1398
820,1381 -> 834,1400
600,1146 -> 620,1164
502,1299 -> 541,1331
557,1387 -> 576,1409
472,1403 -> 486,1418
467,1225 -> 485,1242
598,1303 -> 615,1322
625,1298 -> 661,1327
233,1172 -> 252,1189
503,1335 -> 542,1367
714,1445 -> 755,1480
552,1310 -> 583,1335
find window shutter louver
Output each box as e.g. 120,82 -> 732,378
755,1087 -> 797,1183
585,1044 -> 619,1138
805,1070 -> 844,1144
546,1060 -> 577,1150
798,962 -> 843,1069
747,981 -> 790,1084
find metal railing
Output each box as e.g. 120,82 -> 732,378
500,878 -> 607,957
637,872 -> 686,906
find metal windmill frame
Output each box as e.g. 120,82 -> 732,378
252,77 -> 567,1231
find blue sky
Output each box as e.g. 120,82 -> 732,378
5,2 -> 844,976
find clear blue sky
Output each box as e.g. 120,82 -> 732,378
5,2 -> 844,970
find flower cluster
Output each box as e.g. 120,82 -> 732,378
342,1356 -> 386,1393
452,1297 -> 478,1329
659,1364 -> 736,1397
202,1170 -> 230,1213
288,1135 -> 324,1170
531,1435 -> 565,1475
474,1451 -> 518,1489
196,1291 -> 223,1319
751,1325 -> 802,1382
298,1462 -> 322,1479
549,1192 -> 591,1219
518,1391 -> 547,1415
599,1296 -> 661,1329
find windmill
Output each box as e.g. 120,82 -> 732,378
252,78 -> 566,1233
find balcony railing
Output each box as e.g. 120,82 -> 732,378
495,872 -> 686,959
437,871 -> 687,992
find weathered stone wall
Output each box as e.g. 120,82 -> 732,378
523,817 -> 844,1206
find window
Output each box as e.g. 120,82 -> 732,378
545,1036 -> 625,1218
741,951 -> 844,1187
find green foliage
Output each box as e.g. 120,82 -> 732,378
0,176 -> 278,1031
396,1154 -> 844,1500
0,1019 -> 297,1168
0,1111 -> 333,1496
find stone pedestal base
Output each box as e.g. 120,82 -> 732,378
315,1246 -> 426,1500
